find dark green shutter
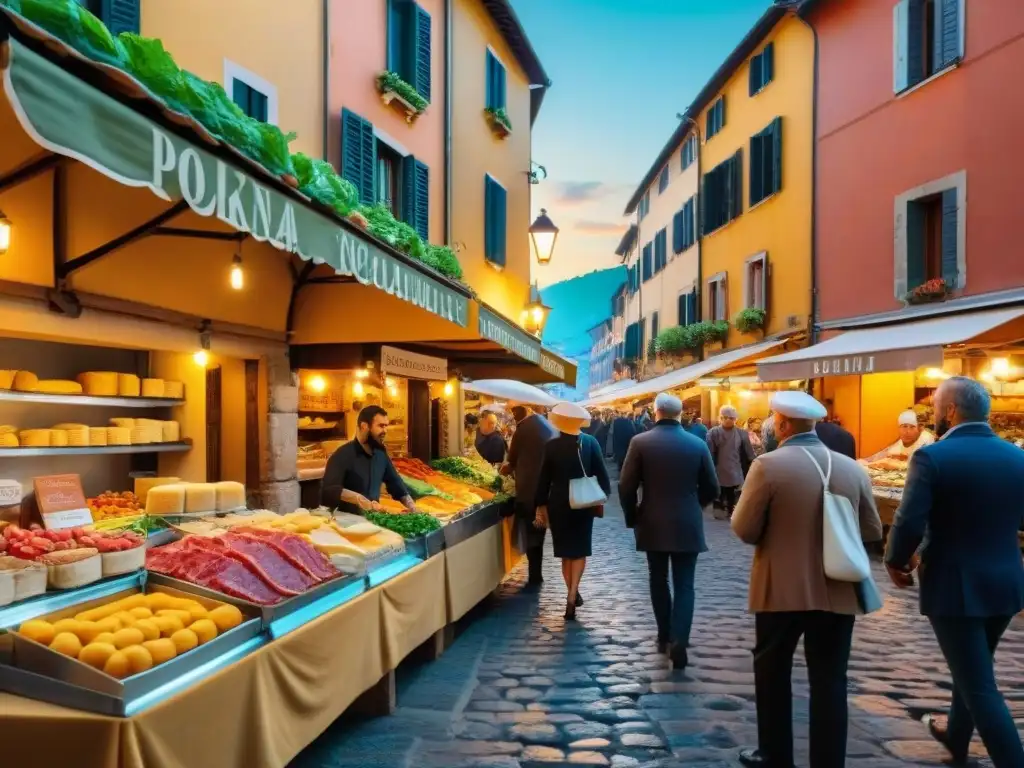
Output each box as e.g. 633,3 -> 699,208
672,210 -> 684,253
642,244 -> 652,281
341,109 -> 376,205
938,0 -> 961,68
727,149 -> 743,221
413,5 -> 432,101
749,132 -> 763,206
402,158 -> 429,241
388,0 -> 404,74
906,200 -> 926,291
100,0 -> 139,35
763,42 -> 774,85
749,54 -> 759,96
940,188 -> 958,287
894,0 -> 910,92
771,117 -> 783,195
906,0 -> 925,87
719,96 -> 726,131
484,177 -> 506,267
485,52 -> 494,109
677,293 -> 687,325
687,290 -> 698,324
651,312 -> 659,342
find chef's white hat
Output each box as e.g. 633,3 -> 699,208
897,409 -> 918,426
770,391 -> 827,420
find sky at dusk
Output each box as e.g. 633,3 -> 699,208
511,0 -> 774,288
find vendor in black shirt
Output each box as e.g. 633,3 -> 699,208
320,405 -> 417,514
475,411 -> 507,464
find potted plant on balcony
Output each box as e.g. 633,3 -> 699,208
484,106 -> 512,138
904,278 -> 952,305
377,71 -> 428,123
734,307 -> 767,335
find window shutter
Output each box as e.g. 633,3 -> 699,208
905,200 -> 927,291
749,54 -> 758,96
938,0 -> 962,68
341,109 -> 376,205
100,0 -> 140,35
771,117 -> 783,195
687,290 -> 698,325
906,0 -> 925,87
761,254 -> 770,318
484,177 -> 507,267
485,51 -> 494,109
651,312 -> 660,341
413,5 -> 432,101
893,0 -> 910,92
718,276 -> 728,322
700,176 -> 710,234
402,158 -> 429,241
677,293 -> 686,326
940,188 -> 958,287
749,132 -> 763,207
705,109 -> 713,139
719,96 -> 726,130
642,244 -> 653,281
763,42 -> 774,85
727,149 -> 743,221
497,61 -> 507,109
672,210 -> 684,254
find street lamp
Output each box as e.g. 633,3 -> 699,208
529,209 -> 559,266
0,210 -> 11,254
522,282 -> 551,338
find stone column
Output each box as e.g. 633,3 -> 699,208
258,348 -> 299,512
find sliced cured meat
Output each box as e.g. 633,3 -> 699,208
234,527 -> 339,581
145,539 -> 288,605
220,532 -> 316,594
193,556 -> 285,605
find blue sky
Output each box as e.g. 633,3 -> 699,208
511,0 -> 773,287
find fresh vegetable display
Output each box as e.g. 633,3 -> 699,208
87,490 -> 142,521
399,475 -> 453,501
365,512 -> 441,538
429,456 -> 502,491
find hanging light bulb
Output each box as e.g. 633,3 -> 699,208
229,254 -> 244,290
194,324 -> 212,367
443,381 -> 454,397
0,210 -> 11,254
193,349 -> 209,367
308,374 -> 326,393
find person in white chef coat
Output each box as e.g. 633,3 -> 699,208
861,409 -> 935,463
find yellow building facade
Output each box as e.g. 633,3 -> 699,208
696,11 -> 814,350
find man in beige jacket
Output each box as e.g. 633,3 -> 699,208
731,391 -> 883,768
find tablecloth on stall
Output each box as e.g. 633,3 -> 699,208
0,587 -> 384,768
379,553 -> 447,671
445,523 -> 505,622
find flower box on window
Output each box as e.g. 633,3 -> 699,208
377,72 -> 428,124
734,307 -> 767,335
905,278 -> 952,305
484,107 -> 512,138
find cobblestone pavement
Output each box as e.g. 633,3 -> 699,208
293,480 -> 1024,768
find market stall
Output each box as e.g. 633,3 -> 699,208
756,307 -> 1024,525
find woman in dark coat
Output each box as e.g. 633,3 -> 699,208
535,402 -> 612,620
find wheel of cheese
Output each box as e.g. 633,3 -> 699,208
213,481 -> 246,512
18,429 -> 50,447
36,380 -> 83,395
163,380 -> 184,399
117,373 -> 141,397
109,418 -> 135,429
0,370 -> 14,389
161,421 -> 180,443
88,427 -> 108,446
141,379 -> 165,398
184,483 -> 216,515
0,433 -> 18,447
49,429 -> 68,447
146,484 -> 186,515
129,426 -> 151,445
0,425 -> 17,435
13,371 -> 38,392
63,426 -> 90,447
106,427 -> 131,446
77,372 -> 118,396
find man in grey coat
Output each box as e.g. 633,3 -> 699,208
503,405 -> 558,588
619,392 -> 720,669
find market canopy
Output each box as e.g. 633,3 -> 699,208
463,379 -> 558,407
582,337 -> 787,407
756,307 -> 1024,381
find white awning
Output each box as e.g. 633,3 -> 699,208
757,307 -> 1024,381
464,379 -> 558,407
582,338 -> 788,407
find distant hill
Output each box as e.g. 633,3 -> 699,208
540,266 -> 626,346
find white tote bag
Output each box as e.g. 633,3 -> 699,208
569,439 -> 608,510
800,447 -> 872,582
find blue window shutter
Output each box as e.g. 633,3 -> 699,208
100,0 -> 140,35
642,244 -> 652,281
485,51 -> 494,109
719,96 -> 726,131
672,210 -> 684,254
749,53 -> 759,96
677,293 -> 686,325
341,109 -> 376,205
232,80 -> 249,115
940,188 -> 958,287
498,61 -> 507,109
763,42 -> 774,85
749,132 -> 763,206
402,158 -> 429,241
906,200 -> 926,291
771,117 -> 783,195
906,0 -> 925,86
402,156 -> 417,227
893,0 -> 910,92
485,178 -> 507,267
388,0 -> 403,73
938,0 -> 962,68
687,290 -> 697,324
413,5 -> 432,101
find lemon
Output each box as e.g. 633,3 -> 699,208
49,632 -> 83,658
18,620 -> 55,646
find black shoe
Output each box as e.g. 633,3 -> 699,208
564,603 -> 577,621
574,591 -> 584,607
657,637 -> 670,654
738,748 -> 794,768
923,714 -> 968,764
669,644 -> 688,670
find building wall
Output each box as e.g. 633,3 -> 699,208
451,0 -> 533,322
697,15 -> 814,348
326,0 -> 446,245
141,0 -> 324,160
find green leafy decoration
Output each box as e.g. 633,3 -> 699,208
377,71 -> 428,113
654,321 -> 730,355
734,307 -> 767,334
485,107 -> 512,133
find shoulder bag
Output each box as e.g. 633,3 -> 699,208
569,437 -> 608,510
799,447 -> 872,582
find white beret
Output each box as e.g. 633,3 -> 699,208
897,409 -> 918,426
770,391 -> 827,420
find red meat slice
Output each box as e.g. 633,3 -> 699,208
234,527 -> 339,581
145,539 -> 287,605
192,556 -> 285,605
219,532 -> 316,594
184,536 -> 305,597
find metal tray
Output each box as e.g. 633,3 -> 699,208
0,582 -> 263,716
145,569 -> 365,631
443,502 -> 501,549
405,528 -> 445,560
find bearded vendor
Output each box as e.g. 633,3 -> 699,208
321,405 -> 417,515
861,409 -> 935,463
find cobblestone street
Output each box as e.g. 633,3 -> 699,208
293,479 -> 1024,768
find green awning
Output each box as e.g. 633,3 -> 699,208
478,305 -> 576,386
2,37 -> 470,327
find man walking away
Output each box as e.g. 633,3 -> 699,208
732,391 -> 883,768
503,405 -> 558,588
683,412 -> 708,442
707,405 -> 755,518
619,393 -> 719,669
885,377 -> 1024,767
610,410 -> 637,470
815,415 -> 856,460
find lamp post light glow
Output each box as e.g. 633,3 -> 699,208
229,254 -> 244,290
529,209 -> 558,266
308,374 -> 327,393
193,349 -> 209,368
0,211 -> 10,254
522,282 -> 550,338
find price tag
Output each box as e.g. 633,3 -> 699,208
33,474 -> 93,530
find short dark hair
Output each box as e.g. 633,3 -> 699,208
357,405 -> 387,429
511,405 -> 529,422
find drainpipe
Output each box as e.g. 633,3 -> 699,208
321,0 -> 331,162
444,0 -> 453,244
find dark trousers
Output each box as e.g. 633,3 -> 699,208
753,611 -> 854,768
929,615 -> 1024,767
526,526 -> 546,583
718,485 -> 740,513
646,552 -> 698,645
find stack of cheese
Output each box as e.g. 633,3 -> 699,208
54,423 -> 90,447
0,425 -> 17,447
1,370 -> 83,395
145,481 -> 246,516
75,372 -> 184,400
110,418 -> 179,444
1,419 -> 180,449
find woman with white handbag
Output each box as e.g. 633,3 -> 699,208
534,402 -> 612,620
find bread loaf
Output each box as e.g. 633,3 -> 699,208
117,373 -> 141,397
35,380 -> 83,395
163,380 -> 184,399
77,372 -> 118,396
141,379 -> 165,398
13,371 -> 38,392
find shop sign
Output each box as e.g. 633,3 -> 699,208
811,355 -> 876,376
33,474 -> 91,530
3,40 -> 470,328
381,345 -> 447,381
478,309 -> 541,364
540,351 -> 567,382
